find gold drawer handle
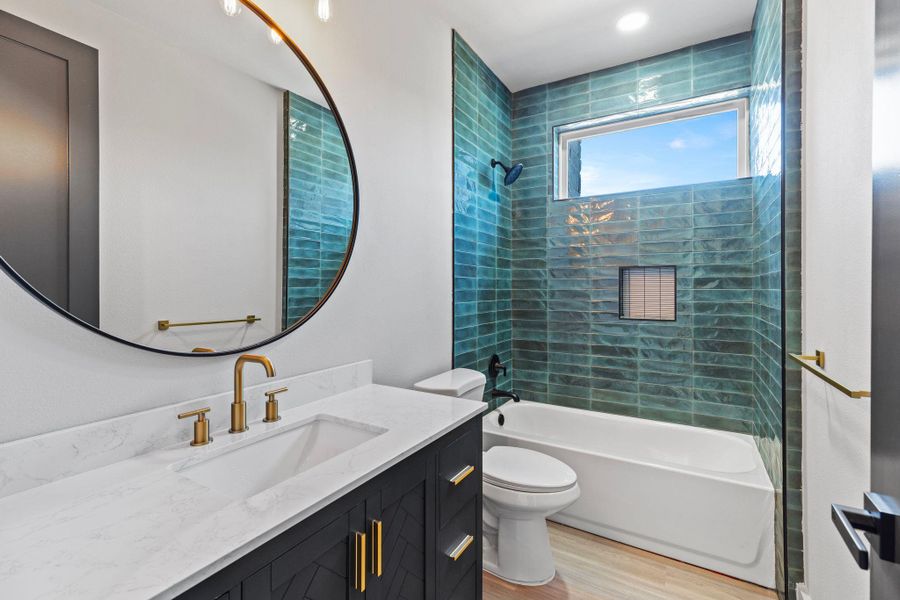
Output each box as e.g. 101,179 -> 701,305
449,465 -> 476,486
447,534 -> 474,561
353,531 -> 367,592
370,519 -> 383,577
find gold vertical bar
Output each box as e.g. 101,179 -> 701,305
377,521 -> 382,577
354,531 -> 367,592
371,520 -> 383,576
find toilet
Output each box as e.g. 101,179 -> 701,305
414,368 -> 581,586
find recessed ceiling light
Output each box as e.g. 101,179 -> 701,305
617,11 -> 649,33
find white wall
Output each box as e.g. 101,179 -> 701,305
801,0 -> 874,598
0,0 -> 453,442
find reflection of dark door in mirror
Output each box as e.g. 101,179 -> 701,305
0,10 -> 99,326
282,91 -> 354,329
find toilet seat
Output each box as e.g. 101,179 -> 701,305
483,446 -> 577,494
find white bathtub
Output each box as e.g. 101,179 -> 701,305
483,400 -> 775,588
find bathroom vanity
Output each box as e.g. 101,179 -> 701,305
179,416 -> 482,600
0,362 -> 485,599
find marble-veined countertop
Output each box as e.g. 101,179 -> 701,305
0,384 -> 485,599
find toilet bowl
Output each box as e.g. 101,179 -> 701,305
413,368 -> 581,587
482,446 -> 580,585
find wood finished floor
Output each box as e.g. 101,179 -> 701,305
483,523 -> 778,600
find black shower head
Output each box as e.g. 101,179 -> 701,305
491,159 -> 524,186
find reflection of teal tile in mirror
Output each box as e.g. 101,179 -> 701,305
283,92 -> 353,329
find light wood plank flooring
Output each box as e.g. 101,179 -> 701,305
483,522 -> 777,600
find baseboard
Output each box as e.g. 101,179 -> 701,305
796,583 -> 811,600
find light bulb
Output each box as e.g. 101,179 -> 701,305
269,27 -> 283,45
220,0 -> 242,17
317,0 -> 331,22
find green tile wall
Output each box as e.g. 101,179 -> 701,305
283,92 -> 354,328
751,0 -> 784,501
453,33 -> 513,402
509,35 -> 758,433
783,0 -> 804,597
452,12 -> 801,597
749,0 -> 787,594
511,179 -> 758,429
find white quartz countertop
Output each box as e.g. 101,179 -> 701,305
0,384 -> 485,599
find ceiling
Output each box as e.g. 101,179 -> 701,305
88,0 -> 327,105
433,0 -> 758,92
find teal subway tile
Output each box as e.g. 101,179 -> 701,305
639,406 -> 693,425
590,399 -> 640,417
459,26 -> 796,580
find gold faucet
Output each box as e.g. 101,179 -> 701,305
230,354 -> 276,433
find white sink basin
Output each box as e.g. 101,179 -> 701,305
177,415 -> 385,499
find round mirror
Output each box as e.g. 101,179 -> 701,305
0,0 -> 357,355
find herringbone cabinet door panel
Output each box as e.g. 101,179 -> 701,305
273,540 -> 347,600
264,513 -> 354,600
381,482 -> 426,599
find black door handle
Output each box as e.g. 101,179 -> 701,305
832,504 -> 876,569
831,493 -> 900,570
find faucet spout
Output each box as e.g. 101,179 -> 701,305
231,354 -> 276,433
491,388 -> 520,403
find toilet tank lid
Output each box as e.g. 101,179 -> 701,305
413,368 -> 486,396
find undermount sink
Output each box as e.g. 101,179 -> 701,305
177,415 -> 386,500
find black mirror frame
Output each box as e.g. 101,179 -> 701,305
0,0 -> 359,358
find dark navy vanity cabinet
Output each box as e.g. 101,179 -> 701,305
177,417 -> 482,600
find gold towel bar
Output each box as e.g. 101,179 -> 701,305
158,315 -> 260,331
789,352 -> 871,399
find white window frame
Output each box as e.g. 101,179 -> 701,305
557,97 -> 750,200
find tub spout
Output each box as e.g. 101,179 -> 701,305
492,388 -> 520,403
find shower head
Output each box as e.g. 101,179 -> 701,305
491,159 -> 524,186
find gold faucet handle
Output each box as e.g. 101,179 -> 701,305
263,387 -> 288,423
177,407 -> 213,447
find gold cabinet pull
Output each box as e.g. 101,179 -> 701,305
353,531 -> 367,592
447,534 -> 474,561
370,519 -> 383,576
177,407 -> 212,447
449,465 -> 475,486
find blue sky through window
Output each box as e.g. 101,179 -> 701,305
572,110 -> 740,197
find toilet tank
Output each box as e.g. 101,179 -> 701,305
414,368 -> 486,401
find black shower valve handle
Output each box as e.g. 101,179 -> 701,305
488,354 -> 507,378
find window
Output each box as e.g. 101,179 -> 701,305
557,96 -> 749,199
619,266 -> 676,321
